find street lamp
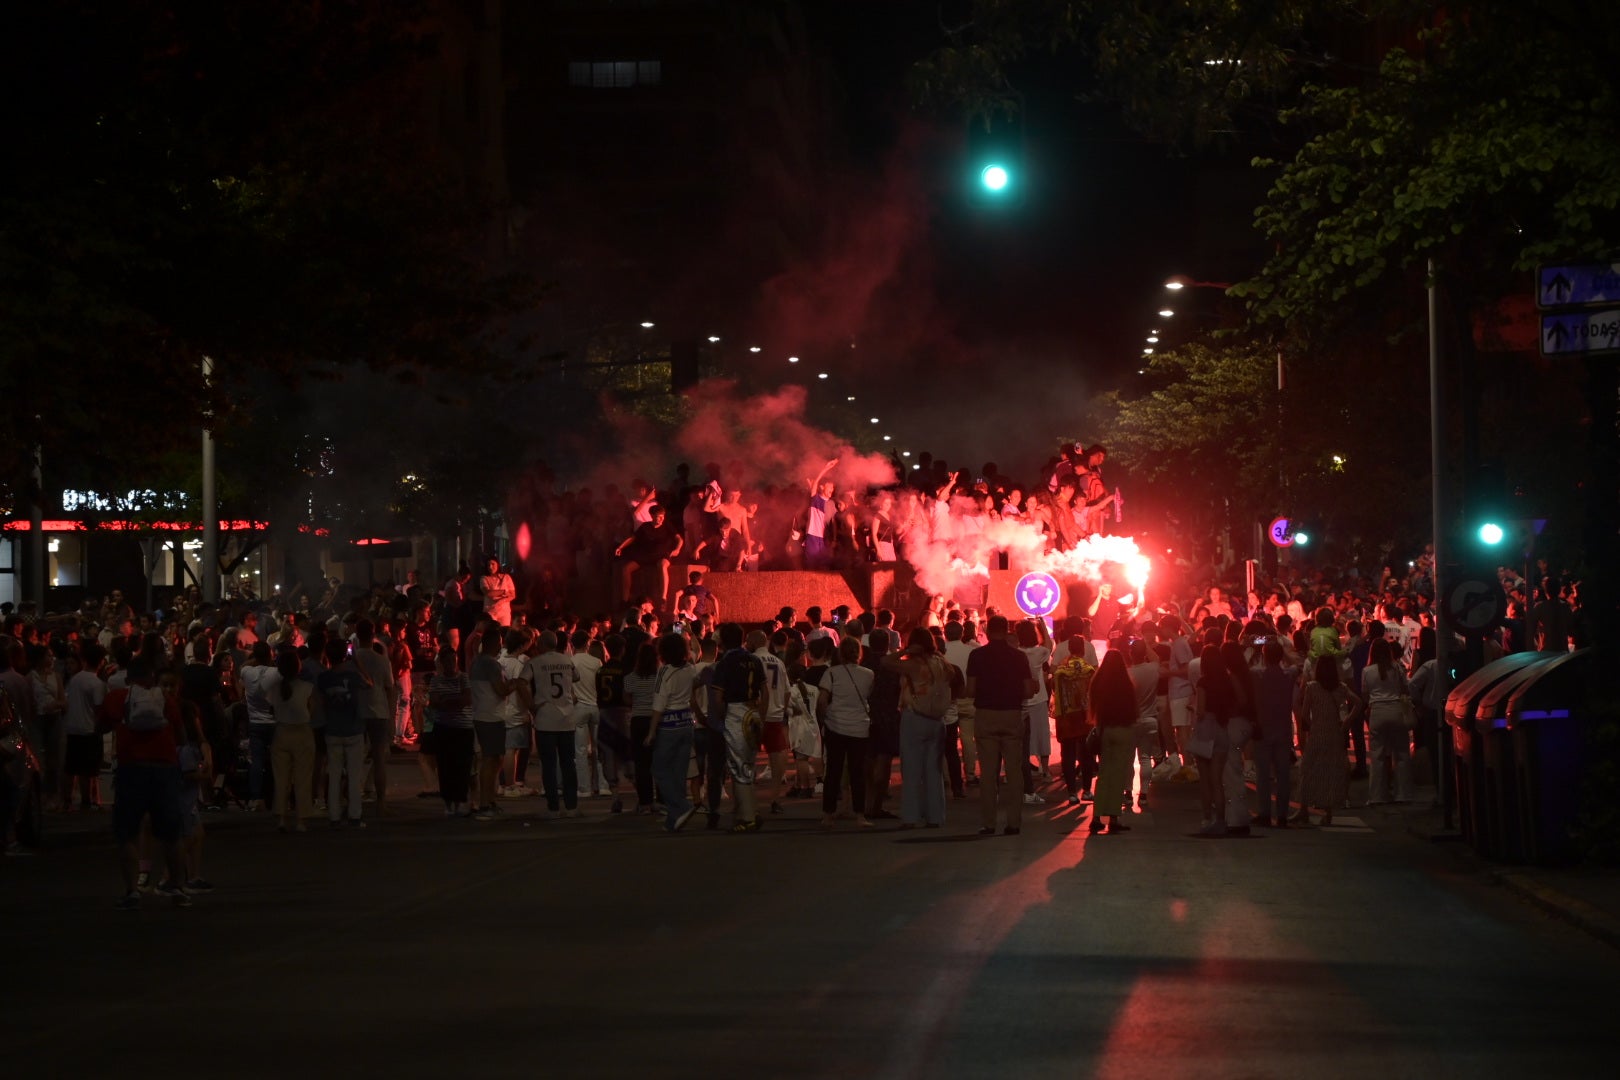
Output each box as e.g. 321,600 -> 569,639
1158,309 -> 1174,317
1163,275 -> 1233,290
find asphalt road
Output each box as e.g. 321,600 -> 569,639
5,773 -> 1618,1080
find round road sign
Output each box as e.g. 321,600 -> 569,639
1014,571 -> 1062,619
1443,576 -> 1507,637
1268,517 -> 1294,548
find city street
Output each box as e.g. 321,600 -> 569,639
6,766 -> 1618,1079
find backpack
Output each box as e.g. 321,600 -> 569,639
908,657 -> 952,720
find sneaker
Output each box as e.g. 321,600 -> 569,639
155,881 -> 192,907
813,782 -> 824,796
1067,794 -> 1080,806
673,806 -> 697,832
348,819 -> 368,829
136,871 -> 153,893
115,892 -> 141,911
474,810 -> 496,822
184,879 -> 215,893
731,819 -> 760,833
1022,793 -> 1045,806
977,826 -> 997,836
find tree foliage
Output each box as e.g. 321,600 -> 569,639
1237,10 -> 1620,333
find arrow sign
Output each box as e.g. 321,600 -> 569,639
1540,309 -> 1620,356
1537,262 -> 1620,309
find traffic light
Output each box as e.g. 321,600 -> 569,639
967,113 -> 1022,205
1467,462 -> 1510,555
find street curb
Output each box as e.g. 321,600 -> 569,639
1490,870 -> 1620,952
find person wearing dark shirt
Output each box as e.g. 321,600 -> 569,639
314,639 -> 369,828
965,615 -> 1038,836
614,505 -> 684,609
1088,651 -> 1138,836
862,634 -> 902,820
1346,619 -> 1377,777
711,622 -> 766,831
594,635 -> 632,814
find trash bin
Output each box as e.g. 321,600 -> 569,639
1474,660 -> 1558,863
1504,649 -> 1595,866
1446,652 -> 1545,858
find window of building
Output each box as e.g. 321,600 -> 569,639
568,60 -> 662,88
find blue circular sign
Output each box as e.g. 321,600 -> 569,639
1014,571 -> 1062,618
1268,516 -> 1294,548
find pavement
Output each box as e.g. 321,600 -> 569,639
6,753 -> 1620,1078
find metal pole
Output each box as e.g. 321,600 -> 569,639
1429,260 -> 1455,831
28,442 -> 44,608
202,356 -> 219,605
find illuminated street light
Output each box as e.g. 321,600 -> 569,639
882,435 -> 891,441
1146,336 -> 1158,343
1159,309 -> 1174,317
817,372 -> 828,379
847,396 -> 855,402
901,451 -> 910,457
707,335 -> 720,343
1478,522 -> 1505,546
640,321 -> 655,328
1143,348 -> 1154,355
748,346 -> 761,353
787,356 -> 799,363
869,417 -> 880,424
980,164 -> 1010,192
1164,275 -> 1234,290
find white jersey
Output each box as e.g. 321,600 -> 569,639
753,648 -> 789,723
523,651 -> 577,732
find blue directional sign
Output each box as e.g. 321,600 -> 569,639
1014,571 -> 1062,618
1538,263 -> 1620,309
1540,309 -> 1620,357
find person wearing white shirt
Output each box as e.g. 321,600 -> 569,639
480,558 -> 516,628
647,634 -> 699,832
942,622 -> 979,792
62,649 -> 108,809
570,630 -> 606,797
520,632 -> 579,816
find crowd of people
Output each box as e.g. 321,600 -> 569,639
0,440 -> 1589,909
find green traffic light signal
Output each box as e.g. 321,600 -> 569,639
1478,522 -> 1505,545
980,163 -> 1010,193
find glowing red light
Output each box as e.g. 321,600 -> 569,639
514,522 -> 533,561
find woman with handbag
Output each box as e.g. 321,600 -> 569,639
1361,637 -> 1414,805
816,636 -> 875,831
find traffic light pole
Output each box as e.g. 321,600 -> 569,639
1428,260 -> 1455,831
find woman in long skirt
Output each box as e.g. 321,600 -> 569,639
1293,655 -> 1362,826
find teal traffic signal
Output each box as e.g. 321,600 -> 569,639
1477,521 -> 1506,546
980,163 -> 1011,193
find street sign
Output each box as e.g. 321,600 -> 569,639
1267,516 -> 1294,548
1538,263 -> 1620,309
1540,309 -> 1620,357
1014,571 -> 1062,618
1443,576 -> 1506,638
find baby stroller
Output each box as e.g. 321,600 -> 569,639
206,701 -> 252,811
